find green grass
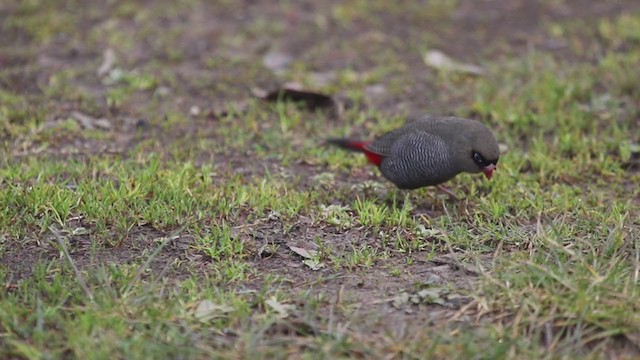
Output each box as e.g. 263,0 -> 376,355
1,0 -> 639,358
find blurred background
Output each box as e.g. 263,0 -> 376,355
1,1 -> 639,358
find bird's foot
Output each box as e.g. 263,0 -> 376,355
436,185 -> 460,201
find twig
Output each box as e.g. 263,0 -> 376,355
436,184 -> 460,201
49,226 -> 95,304
431,255 -> 481,275
450,298 -> 478,321
126,224 -> 189,290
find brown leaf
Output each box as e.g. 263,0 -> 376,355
424,50 -> 485,76
192,300 -> 234,323
97,48 -> 116,77
263,51 -> 292,75
265,297 -> 296,318
254,85 -> 343,117
288,244 -> 325,270
71,111 -> 111,130
288,246 -> 317,259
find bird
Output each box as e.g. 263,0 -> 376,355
327,115 -> 500,192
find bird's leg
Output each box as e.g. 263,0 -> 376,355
436,184 -> 460,201
401,189 -> 412,208
388,188 -> 410,209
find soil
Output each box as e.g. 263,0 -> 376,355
1,0 -> 639,352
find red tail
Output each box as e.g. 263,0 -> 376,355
326,138 -> 383,166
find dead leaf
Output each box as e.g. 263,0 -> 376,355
266,297 -> 296,318
414,289 -> 446,305
392,292 -> 411,308
155,86 -> 171,97
423,50 -> 485,76
192,300 -> 234,322
419,273 -> 443,285
190,105 -> 201,116
71,227 -> 90,236
71,111 -> 111,130
391,287 -> 453,308
288,244 -> 325,270
364,84 -> 387,102
253,85 -> 343,117
97,48 -> 116,77
303,259 -> 325,271
312,172 -> 335,187
308,71 -> 337,87
415,225 -> 446,238
263,51 -> 292,75
288,246 -> 317,259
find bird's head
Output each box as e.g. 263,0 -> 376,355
471,149 -> 499,179
451,119 -> 500,179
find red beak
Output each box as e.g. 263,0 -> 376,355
483,164 -> 496,180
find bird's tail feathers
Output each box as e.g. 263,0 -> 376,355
326,138 -> 369,152
326,138 -> 383,166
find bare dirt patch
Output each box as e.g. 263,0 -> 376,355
2,0 -> 639,357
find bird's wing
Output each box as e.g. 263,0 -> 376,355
364,132 -> 396,156
380,131 -> 454,189
365,118 -> 442,156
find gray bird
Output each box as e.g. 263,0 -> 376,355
327,116 -> 500,190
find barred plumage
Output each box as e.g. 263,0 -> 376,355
328,115 -> 500,190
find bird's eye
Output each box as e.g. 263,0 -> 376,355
472,151 -> 484,166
